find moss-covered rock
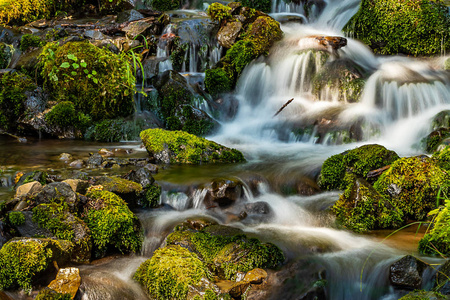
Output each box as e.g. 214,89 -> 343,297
0,43 -> 13,69
39,41 -> 135,120
318,144 -> 400,190
151,0 -> 180,11
35,288 -> 72,300
20,34 -> 44,52
32,203 -> 92,263
134,245 -> 210,299
374,156 -> 450,221
83,190 -> 142,258
207,3 -> 233,23
0,0 -> 54,26
418,199 -> 450,256
332,178 -> 403,232
0,238 -> 72,291
45,101 -> 91,133
344,0 -> 450,56
205,68 -> 233,97
423,128 -> 450,153
7,211 -> 25,226
140,128 -> 245,164
167,105 -> 219,137
0,72 -> 37,131
166,224 -> 284,280
399,290 -> 448,300
433,146 -> 450,172
144,184 -> 161,208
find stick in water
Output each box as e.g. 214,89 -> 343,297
273,98 -> 294,117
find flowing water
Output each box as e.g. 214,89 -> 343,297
2,0 -> 450,299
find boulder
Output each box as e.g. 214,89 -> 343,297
62,179 -> 89,194
389,255 -> 426,289
217,21 -> 243,48
117,9 -> 145,23
90,176 -> 143,204
203,178 -> 244,208
14,181 -> 43,200
122,167 -> 155,188
86,153 -> 104,168
0,220 -> 13,248
298,36 -> 347,54
14,211 -> 53,238
243,268 -> 268,284
47,268 -> 81,299
122,21 -> 155,39
34,182 -> 78,212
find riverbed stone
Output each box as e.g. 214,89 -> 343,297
389,255 -> 426,289
117,9 -> 144,23
47,267 -> 81,299
35,182 -> 78,212
63,179 -> 89,194
14,181 -> 43,200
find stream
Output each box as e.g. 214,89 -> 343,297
2,0 -> 450,299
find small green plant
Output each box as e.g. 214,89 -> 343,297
20,34 -> 44,51
45,101 -> 91,131
8,211 -> 25,226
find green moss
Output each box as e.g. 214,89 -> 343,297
84,190 -> 142,257
166,227 -> 284,280
39,41 -> 135,120
8,211 -> 25,226
0,72 -> 36,131
140,128 -> 245,164
344,0 -> 450,56
204,290 -> 218,300
0,0 -> 54,26
241,16 -> 283,56
84,118 -> 144,142
20,34 -> 44,52
145,184 -> 161,208
168,105 -> 217,137
433,145 -> 450,171
418,199 -> 450,256
32,203 -> 74,241
205,68 -> 232,96
151,0 -> 180,11
207,3 -> 233,23
241,0 -> 271,13
318,144 -> 400,191
35,288 -> 72,300
399,290 -> 447,300
134,245 -> 208,300
22,170 -> 47,185
170,38 -> 188,72
45,101 -> 91,131
374,156 -> 450,221
0,238 -> 72,292
94,176 -> 143,195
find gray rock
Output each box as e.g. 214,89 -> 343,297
0,220 -> 13,248
204,178 -> 243,208
122,21 -> 153,39
217,20 -> 242,48
122,167 -> 155,187
84,30 -> 110,40
389,255 -> 426,289
15,211 -> 53,238
86,153 -> 104,168
117,9 -> 145,23
34,182 -> 78,212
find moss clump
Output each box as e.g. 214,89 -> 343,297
433,146 -> 450,172
332,178 -> 403,232
241,0 -> 271,13
399,290 -> 447,300
93,176 -> 143,195
20,34 -> 44,52
418,199 -> 450,256
0,72 -> 36,131
374,156 -> 450,221
145,184 -> 161,208
166,226 -> 284,280
205,68 -> 232,97
318,144 -> 400,190
84,118 -> 144,142
84,190 -> 142,257
0,0 -> 54,26
39,41 -> 135,120
134,245 -> 208,300
8,211 -> 25,226
151,0 -> 179,11
45,101 -> 91,131
35,289 -> 72,300
207,3 -> 232,23
344,0 -> 450,56
140,128 -> 245,164
0,238 -> 72,291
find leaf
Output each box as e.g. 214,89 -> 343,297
92,70 -> 97,75
67,54 -> 78,61
60,62 -> 70,68
80,61 -> 87,68
72,63 -> 79,69
93,78 -> 98,84
83,69 -> 89,74
88,74 -> 92,78
71,71 -> 77,76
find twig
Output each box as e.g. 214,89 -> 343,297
273,98 -> 294,117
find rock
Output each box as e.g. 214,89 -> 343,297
122,21 -> 153,39
398,290 -> 448,300
14,181 -> 43,200
0,43 -> 13,68
15,211 -> 53,238
142,56 -> 167,79
204,178 -> 243,208
389,255 -> 426,289
117,9 -> 145,23
86,153 -> 104,168
59,153 -> 73,162
69,160 -> 84,168
298,35 -> 347,53
90,176 -> 143,204
34,182 -> 78,212
13,200 -> 28,211
122,167 -> 155,187
217,20 -> 243,48
98,148 -> 114,157
0,220 -> 13,248
15,171 -> 47,188
140,128 -> 245,164
47,267 -> 81,299
13,48 -> 42,73
84,30 -> 110,40
170,104 -> 220,136
243,268 -> 268,284
28,19 -> 49,29
423,127 -> 450,153
227,281 -> 250,298
63,179 -> 89,194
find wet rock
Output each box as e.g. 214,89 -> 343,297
170,104 -> 220,136
84,30 -> 110,40
298,35 -> 347,54
59,153 -> 73,162
110,37 -> 141,52
69,160 -> 84,168
122,21 -> 153,39
142,56 -> 166,79
98,148 -> 114,157
28,19 -> 50,29
15,211 -> 53,238
122,167 -> 155,187
217,20 -> 243,48
13,200 -> 28,211
15,171 -> 47,188
14,181 -> 43,200
204,178 -> 243,208
434,260 -> 450,295
62,179 -> 89,195
117,9 -> 145,23
389,255 -> 426,289
0,220 -> 13,248
244,268 -> 268,284
226,281 -> 251,298
90,176 -> 143,206
86,153 -> 104,168
423,127 -> 450,153
35,182 -> 78,212
0,42 -> 13,68
13,48 -> 42,73
47,267 -> 81,299
243,202 -> 271,215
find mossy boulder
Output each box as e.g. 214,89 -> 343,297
32,203 -> 92,263
318,144 -> 400,190
167,105 -> 219,137
0,72 -> 37,132
140,128 -> 245,164
424,128 -> 450,153
45,101 -> 91,134
35,288 -> 71,300
418,199 -> 450,256
344,0 -> 450,56
83,190 -> 142,258
90,176 -> 143,204
0,238 -> 72,291
374,156 -> 450,221
20,34 -> 44,52
166,224 -> 285,280
134,245 -> 212,300
332,178 -> 403,232
0,43 -> 13,69
399,290 -> 448,300
39,41 -> 135,120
